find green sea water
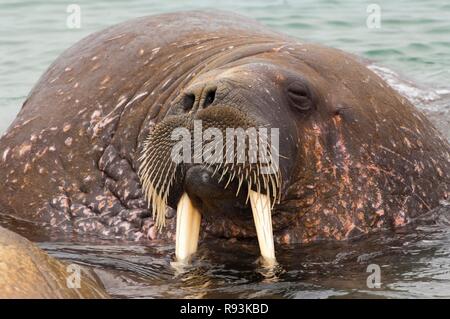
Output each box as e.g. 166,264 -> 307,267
1,0 -> 450,134
1,0 -> 450,299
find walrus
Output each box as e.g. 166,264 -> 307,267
0,226 -> 108,298
0,11 -> 449,263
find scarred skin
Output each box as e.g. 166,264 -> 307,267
0,11 -> 449,244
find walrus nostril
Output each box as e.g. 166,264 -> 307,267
202,88 -> 216,108
182,93 -> 195,111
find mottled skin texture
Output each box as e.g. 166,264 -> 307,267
0,226 -> 108,298
0,11 -> 449,244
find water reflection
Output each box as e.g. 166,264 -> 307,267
20,205 -> 448,298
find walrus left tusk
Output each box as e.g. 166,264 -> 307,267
175,193 -> 201,263
249,190 -> 276,264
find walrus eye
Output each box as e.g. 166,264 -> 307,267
286,81 -> 313,112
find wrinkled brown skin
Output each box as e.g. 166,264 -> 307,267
0,11 -> 449,244
0,226 -> 108,298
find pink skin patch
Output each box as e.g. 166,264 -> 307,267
394,211 -> 406,226
18,142 -> 32,157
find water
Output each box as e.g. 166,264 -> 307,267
35,207 -> 450,298
1,0 -> 450,298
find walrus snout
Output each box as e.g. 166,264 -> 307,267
183,165 -> 251,220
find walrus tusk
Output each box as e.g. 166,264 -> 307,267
175,191 -> 276,264
175,193 -> 201,262
249,190 -> 276,264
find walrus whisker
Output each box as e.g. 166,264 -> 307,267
151,157 -> 172,194
157,168 -> 176,230
236,175 -> 244,196
213,163 -> 221,177
224,170 -> 234,189
262,172 -> 269,196
139,130 -> 185,230
230,167 -> 237,183
145,154 -> 164,185
256,174 -> 261,196
140,147 -> 162,183
218,166 -> 229,183
155,162 -> 179,229
268,174 -> 278,208
139,147 -> 156,176
246,175 -> 252,204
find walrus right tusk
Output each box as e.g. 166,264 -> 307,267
175,193 -> 201,263
249,190 -> 276,265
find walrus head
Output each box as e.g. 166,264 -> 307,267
138,58 -> 310,262
138,47 -> 450,263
